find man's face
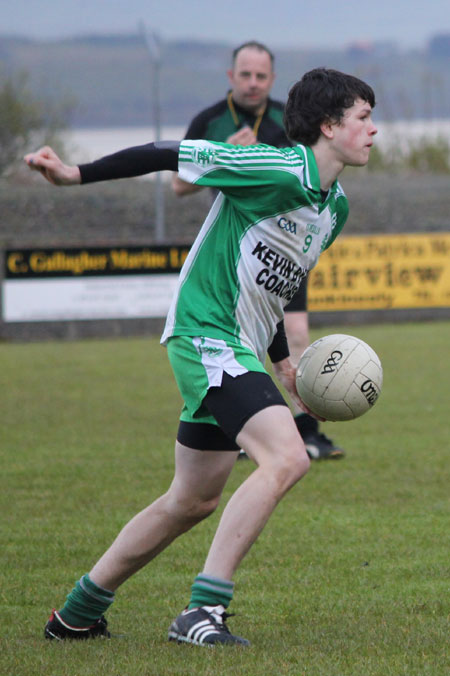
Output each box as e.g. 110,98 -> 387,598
227,47 -> 275,114
329,98 -> 378,166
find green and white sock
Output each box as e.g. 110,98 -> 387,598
188,573 -> 234,610
58,573 -> 115,627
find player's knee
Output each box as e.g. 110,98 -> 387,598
263,441 -> 310,493
281,443 -> 310,484
295,446 -> 311,479
190,494 -> 221,521
169,492 -> 221,525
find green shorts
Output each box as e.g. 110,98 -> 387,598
166,335 -> 267,426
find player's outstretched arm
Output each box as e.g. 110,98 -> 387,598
25,141 -> 181,187
24,146 -> 81,186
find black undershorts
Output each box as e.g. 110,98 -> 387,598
176,371 -> 288,451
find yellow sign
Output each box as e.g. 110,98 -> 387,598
309,233 -> 450,311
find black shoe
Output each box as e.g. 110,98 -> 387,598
303,430 -> 345,460
168,605 -> 250,646
44,609 -> 110,640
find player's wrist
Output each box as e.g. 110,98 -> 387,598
68,165 -> 82,185
272,357 -> 295,376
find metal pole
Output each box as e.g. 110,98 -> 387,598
139,21 -> 165,242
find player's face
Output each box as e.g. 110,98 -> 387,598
227,47 -> 275,114
329,98 -> 378,166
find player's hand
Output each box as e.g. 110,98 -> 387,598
226,126 -> 257,146
24,146 -> 81,186
272,357 -> 326,422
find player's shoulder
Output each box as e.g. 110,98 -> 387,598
267,98 -> 286,113
194,98 -> 229,120
266,98 -> 286,122
335,180 -> 347,198
335,181 -> 349,214
185,99 -> 228,138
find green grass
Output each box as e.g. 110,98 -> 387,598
1,321 -> 449,676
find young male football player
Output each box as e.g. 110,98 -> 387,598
25,68 -> 377,646
172,41 -> 345,460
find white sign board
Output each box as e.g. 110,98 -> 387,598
3,275 -> 179,322
2,245 -> 190,322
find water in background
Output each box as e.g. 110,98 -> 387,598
64,120 -> 450,166
64,126 -> 185,164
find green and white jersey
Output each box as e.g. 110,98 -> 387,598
161,140 -> 349,363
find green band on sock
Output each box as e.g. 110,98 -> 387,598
188,573 -> 234,610
59,573 -> 115,627
82,573 -> 115,600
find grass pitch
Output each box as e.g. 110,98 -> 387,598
1,321 -> 449,676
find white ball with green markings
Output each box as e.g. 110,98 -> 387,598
295,334 -> 383,421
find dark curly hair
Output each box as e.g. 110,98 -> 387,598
284,68 -> 376,145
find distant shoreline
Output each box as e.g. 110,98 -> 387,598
63,119 -> 450,163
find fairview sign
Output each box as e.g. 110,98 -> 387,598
308,233 -> 449,311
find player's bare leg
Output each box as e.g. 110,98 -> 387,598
168,405 -> 309,646
89,445 -> 238,591
202,405 -> 310,579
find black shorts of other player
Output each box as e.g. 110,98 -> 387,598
285,276 -> 308,313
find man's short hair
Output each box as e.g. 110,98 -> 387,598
232,41 -> 275,67
284,68 -> 376,145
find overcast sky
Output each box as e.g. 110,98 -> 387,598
1,0 -> 449,50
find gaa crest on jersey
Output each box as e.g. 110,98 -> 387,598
191,147 -> 217,166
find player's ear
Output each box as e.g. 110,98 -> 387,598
226,68 -> 234,86
320,119 -> 335,140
